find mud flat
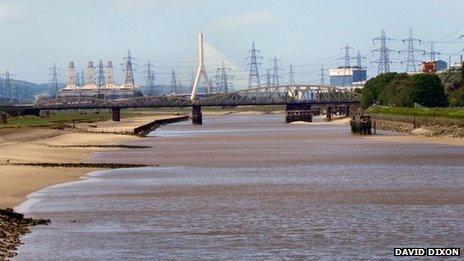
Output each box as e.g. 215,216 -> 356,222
0,115 -> 184,258
14,114 -> 464,259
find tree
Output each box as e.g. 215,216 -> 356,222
409,74 -> 448,107
361,73 -> 398,108
379,73 -> 412,107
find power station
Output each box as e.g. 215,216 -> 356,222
59,51 -> 138,100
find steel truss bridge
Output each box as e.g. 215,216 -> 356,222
35,85 -> 360,110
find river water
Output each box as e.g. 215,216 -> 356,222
16,114 -> 464,260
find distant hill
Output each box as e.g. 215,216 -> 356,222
0,78 -> 65,104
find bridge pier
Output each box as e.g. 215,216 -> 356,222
285,104 -> 312,123
112,108 -> 121,122
326,107 -> 332,121
1,113 -> 7,124
345,106 -> 350,117
192,105 -> 202,125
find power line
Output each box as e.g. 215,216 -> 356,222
372,29 -> 394,74
352,50 -> 366,68
49,64 -> 59,97
246,42 -> 262,87
1,71 -> 14,101
320,65 -> 325,85
123,50 -> 135,86
170,69 -> 178,94
339,44 -> 354,67
423,41 -> 441,61
399,28 -> 422,72
289,65 -> 295,85
97,60 -> 105,98
145,61 -> 156,96
214,61 -> 233,93
269,57 -> 283,86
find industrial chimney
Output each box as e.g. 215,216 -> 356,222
106,61 -> 115,85
86,61 -> 95,85
68,62 -> 77,86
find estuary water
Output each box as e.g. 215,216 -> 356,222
16,114 -> 464,260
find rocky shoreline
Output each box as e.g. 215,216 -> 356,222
372,115 -> 464,138
0,209 -> 50,260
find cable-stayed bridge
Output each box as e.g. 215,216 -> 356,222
22,34 -> 361,124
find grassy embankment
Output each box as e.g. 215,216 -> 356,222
367,106 -> 464,137
367,106 -> 464,120
0,108 -> 178,129
0,106 -> 284,129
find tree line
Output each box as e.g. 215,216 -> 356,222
361,67 -> 464,109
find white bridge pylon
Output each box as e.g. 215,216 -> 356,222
190,33 -> 213,100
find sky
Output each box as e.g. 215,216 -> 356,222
0,0 -> 463,84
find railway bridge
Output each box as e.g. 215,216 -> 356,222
32,85 -> 360,124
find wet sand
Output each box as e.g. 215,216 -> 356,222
0,115 -> 182,208
15,114 -> 464,259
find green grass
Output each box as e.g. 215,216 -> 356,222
0,105 -> 285,129
0,111 -> 112,128
367,106 -> 464,120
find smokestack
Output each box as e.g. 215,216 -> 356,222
68,62 -> 77,86
106,61 -> 114,85
86,61 -> 95,85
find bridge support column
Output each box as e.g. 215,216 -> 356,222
1,114 -> 7,124
192,105 -> 202,125
326,107 -> 332,121
112,108 -> 121,122
345,106 -> 350,117
285,104 -> 312,123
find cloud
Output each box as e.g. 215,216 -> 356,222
209,11 -> 278,31
0,3 -> 27,22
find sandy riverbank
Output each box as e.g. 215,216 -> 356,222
0,115 -> 184,209
0,114 -> 189,259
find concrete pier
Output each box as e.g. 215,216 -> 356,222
285,104 -> 312,123
326,107 -> 332,121
345,106 -> 350,117
112,108 -> 121,122
192,105 -> 202,125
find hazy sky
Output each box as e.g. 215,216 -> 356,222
0,0 -> 463,84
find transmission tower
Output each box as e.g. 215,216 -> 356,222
75,71 -> 81,86
21,82 -> 28,103
320,65 -> 325,85
170,69 -> 178,94
214,61 -> 233,93
145,61 -> 155,96
123,50 -> 135,86
372,29 -> 394,74
49,64 -> 59,97
246,42 -> 262,88
424,41 -> 441,61
76,70 -> 85,87
340,44 -> 354,67
289,65 -> 295,85
97,60 -> 106,98
399,28 -> 422,72
2,71 -> 13,101
269,57 -> 283,86
352,51 -> 366,68
264,69 -> 271,87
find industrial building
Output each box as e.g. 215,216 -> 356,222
329,66 -> 367,87
59,51 -> 138,100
